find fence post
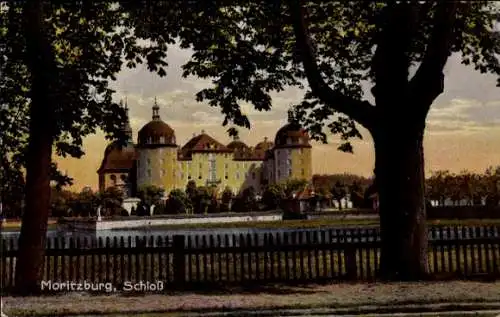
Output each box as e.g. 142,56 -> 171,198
345,246 -> 357,280
173,235 -> 186,286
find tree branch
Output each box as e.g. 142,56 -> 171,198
409,2 -> 458,115
288,0 -> 376,132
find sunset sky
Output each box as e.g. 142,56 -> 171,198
54,45 -> 500,191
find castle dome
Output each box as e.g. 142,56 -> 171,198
274,123 -> 311,148
97,141 -> 136,173
274,111 -> 311,148
137,97 -> 177,147
255,137 -> 274,151
227,135 -> 249,150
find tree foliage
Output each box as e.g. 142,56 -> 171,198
167,188 -> 190,214
220,186 -> 233,212
330,180 -> 348,210
137,185 -> 165,207
99,186 -> 125,216
120,0 -> 500,280
1,1 -> 168,157
192,186 -> 213,214
426,167 -> 500,206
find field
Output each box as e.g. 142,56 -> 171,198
3,217 -> 500,232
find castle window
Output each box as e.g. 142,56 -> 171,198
188,175 -> 192,180
159,136 -> 165,143
236,172 -> 240,180
147,169 -> 152,177
147,158 -> 151,165
252,172 -> 256,180
110,174 -> 117,186
300,158 -> 304,164
120,175 -> 127,182
137,160 -> 140,168
180,173 -> 183,179
198,175 -> 202,179
160,169 -> 165,177
225,175 -> 228,179
298,138 -> 303,144
286,137 -> 291,145
147,137 -> 152,144
299,148 -> 303,154
287,159 -> 292,166
224,163 -> 228,169
199,162 -> 203,169
160,158 -> 165,165
288,169 -> 292,176
277,170 -> 281,178
301,168 -> 305,176
173,170 -> 176,177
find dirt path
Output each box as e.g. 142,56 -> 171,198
3,281 -> 500,316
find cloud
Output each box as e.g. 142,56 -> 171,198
427,98 -> 500,134
59,43 -> 500,191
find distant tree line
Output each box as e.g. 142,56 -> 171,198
1,168 -> 499,219
426,167 -> 500,207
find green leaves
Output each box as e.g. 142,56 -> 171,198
1,1 -> 173,184
426,167 -> 500,206
120,1 -> 499,153
137,185 -> 165,206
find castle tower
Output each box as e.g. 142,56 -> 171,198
272,113 -> 312,184
122,98 -> 133,142
97,98 -> 137,196
136,97 -> 179,194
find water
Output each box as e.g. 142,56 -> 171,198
2,225 -> 499,249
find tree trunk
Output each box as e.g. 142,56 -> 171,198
374,127 -> 430,281
15,0 -> 56,295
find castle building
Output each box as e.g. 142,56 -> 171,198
97,99 -> 313,197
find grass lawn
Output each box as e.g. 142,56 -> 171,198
2,218 -> 500,232
4,282 -> 500,316
108,217 -> 500,231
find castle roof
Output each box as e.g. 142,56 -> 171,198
274,122 -> 311,149
97,141 -> 136,173
137,98 -> 177,148
178,131 -> 232,159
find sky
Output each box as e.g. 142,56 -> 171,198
54,45 -> 500,191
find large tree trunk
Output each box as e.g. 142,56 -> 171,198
15,0 -> 56,295
373,126 -> 429,280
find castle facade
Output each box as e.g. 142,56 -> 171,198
97,99 -> 313,197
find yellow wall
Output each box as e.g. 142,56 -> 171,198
291,147 -> 312,181
178,152 -> 233,190
267,147 -> 312,185
134,145 -> 312,196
